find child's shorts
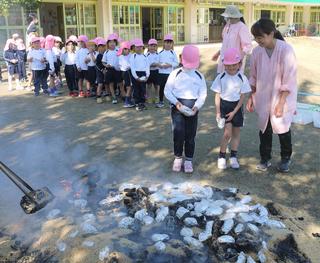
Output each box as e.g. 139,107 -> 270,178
77,69 -> 88,81
96,69 -> 105,84
147,69 -> 159,86
220,99 -> 244,127
54,61 -> 60,75
105,68 -> 117,84
121,70 -> 131,87
87,66 -> 96,85
8,64 -> 19,75
115,70 -> 122,83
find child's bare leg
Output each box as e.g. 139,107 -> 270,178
126,86 -> 132,97
109,83 -> 115,98
78,79 -> 83,92
230,127 -> 241,152
220,123 -> 232,153
8,74 -> 13,91
97,83 -> 103,96
120,82 -> 126,98
86,80 -> 91,92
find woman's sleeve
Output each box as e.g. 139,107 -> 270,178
280,45 -> 297,93
249,50 -> 257,87
239,25 -> 252,55
164,71 -> 178,105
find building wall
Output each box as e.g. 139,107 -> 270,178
0,0 -> 320,53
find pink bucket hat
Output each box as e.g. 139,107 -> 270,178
4,39 -> 16,51
54,36 -> 63,43
97,39 -> 107,46
78,35 -> 88,43
117,41 -> 131,56
40,37 -> 45,48
148,39 -> 158,45
134,39 -> 144,47
164,34 -> 174,41
30,36 -> 41,44
45,35 -> 55,50
181,45 -> 200,69
107,33 -> 118,42
68,35 -> 78,42
223,48 -> 241,65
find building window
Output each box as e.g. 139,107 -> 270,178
112,5 -> 141,41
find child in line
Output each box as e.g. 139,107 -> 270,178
27,37 -> 48,96
130,39 -> 150,111
44,35 -> 58,97
102,33 -> 119,104
76,35 -> 90,97
211,48 -> 251,170
146,38 -> 160,104
53,36 -> 63,87
61,38 -> 78,96
164,45 -> 207,173
16,38 -> 27,82
95,39 -> 107,104
158,34 -> 179,108
117,41 -> 134,108
4,39 -> 22,91
85,40 -> 98,96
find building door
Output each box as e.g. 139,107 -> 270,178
209,8 -> 225,42
141,7 -> 163,43
150,8 -> 164,41
40,3 -> 65,38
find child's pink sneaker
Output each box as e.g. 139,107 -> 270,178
184,160 -> 193,173
172,158 -> 183,172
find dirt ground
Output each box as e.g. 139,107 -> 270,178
0,37 -> 319,262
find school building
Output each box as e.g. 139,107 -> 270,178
0,0 -> 320,51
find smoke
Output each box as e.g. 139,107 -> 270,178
0,135 -> 103,235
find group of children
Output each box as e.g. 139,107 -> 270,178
22,32 -> 179,111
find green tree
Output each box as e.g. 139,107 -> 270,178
0,0 -> 40,16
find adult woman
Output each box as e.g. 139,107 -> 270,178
212,5 -> 252,73
246,18 -> 297,173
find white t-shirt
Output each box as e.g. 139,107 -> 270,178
210,71 -> 251,102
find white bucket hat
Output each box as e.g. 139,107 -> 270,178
221,5 -> 243,19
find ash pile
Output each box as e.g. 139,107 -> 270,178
0,179 -> 312,263
96,182 -> 308,262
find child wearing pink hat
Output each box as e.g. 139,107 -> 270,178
44,35 -> 58,97
146,38 -> 160,104
4,39 -> 22,91
102,33 -> 120,104
117,41 -> 134,108
211,47 -> 251,170
84,40 -> 98,96
76,35 -> 90,97
95,39 -> 107,104
130,39 -> 150,111
27,37 -> 48,96
53,36 -> 63,87
157,34 -> 179,108
60,38 -> 77,96
164,45 -> 207,173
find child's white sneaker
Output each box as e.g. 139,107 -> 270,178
172,158 -> 183,172
184,160 -> 193,173
217,158 -> 227,169
229,157 -> 240,169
